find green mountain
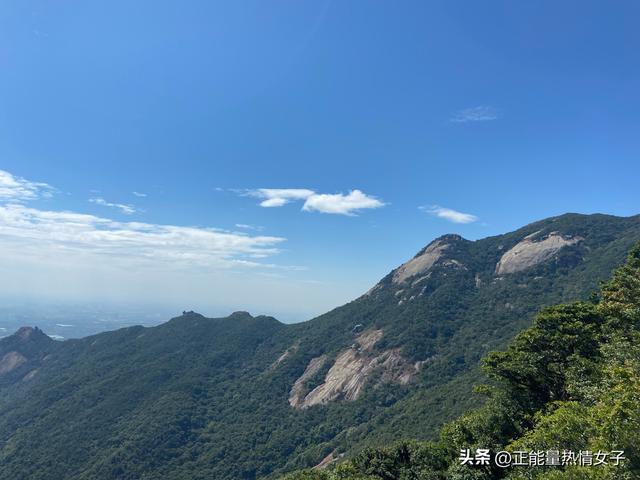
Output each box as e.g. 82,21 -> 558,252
0,326 -> 55,389
0,213 -> 638,480
282,238 -> 640,480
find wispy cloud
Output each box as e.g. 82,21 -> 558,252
235,223 -> 264,231
421,205 -> 478,224
89,197 -> 137,215
132,191 -> 147,197
450,106 -> 500,123
244,188 -> 385,216
0,170 -> 55,201
0,203 -> 286,269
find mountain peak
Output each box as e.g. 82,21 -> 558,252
11,326 -> 50,343
433,233 -> 465,243
16,326 -> 36,340
0,327 -> 54,380
417,233 -> 465,253
392,234 -> 468,284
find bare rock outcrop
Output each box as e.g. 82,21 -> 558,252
302,348 -> 375,406
496,232 -> 583,275
392,240 -> 449,284
313,451 -> 343,470
288,355 -> 327,408
356,329 -> 383,350
0,351 -> 27,375
289,330 -> 421,409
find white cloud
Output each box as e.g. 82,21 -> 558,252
249,188 -> 315,207
235,223 -> 264,231
450,106 -> 500,123
421,205 -> 478,224
0,203 -> 286,269
0,169 -> 54,200
246,188 -> 385,215
132,191 -> 147,197
0,170 -> 288,271
89,197 -> 137,215
302,190 -> 385,215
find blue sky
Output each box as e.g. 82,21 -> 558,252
1,1 -> 639,321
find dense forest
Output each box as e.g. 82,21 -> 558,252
283,243 -> 640,479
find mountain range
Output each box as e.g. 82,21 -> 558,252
0,213 -> 639,480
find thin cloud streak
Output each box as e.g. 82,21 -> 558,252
235,223 -> 265,231
89,197 -> 138,215
421,205 -> 478,224
450,106 -> 500,123
0,203 -> 287,269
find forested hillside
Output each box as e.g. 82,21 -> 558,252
284,243 -> 640,479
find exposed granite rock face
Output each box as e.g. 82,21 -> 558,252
392,240 -> 450,284
289,330 -> 421,409
356,329 -> 383,350
313,450 -> 343,470
288,355 -> 327,408
496,232 -> 583,275
302,348 -> 374,406
0,351 -> 27,375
